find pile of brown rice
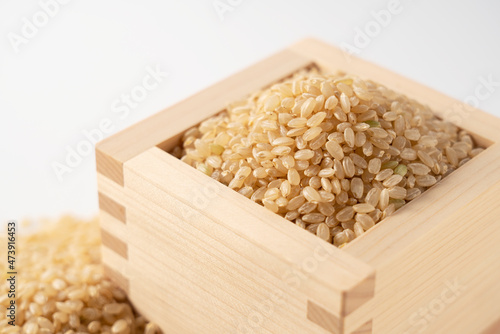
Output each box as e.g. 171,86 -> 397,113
173,70 -> 483,247
0,216 -> 160,334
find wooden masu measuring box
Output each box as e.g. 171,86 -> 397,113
95,39 -> 500,334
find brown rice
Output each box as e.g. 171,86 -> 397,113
174,69 -> 483,247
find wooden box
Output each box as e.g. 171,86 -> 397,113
95,39 -> 500,334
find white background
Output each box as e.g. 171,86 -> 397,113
1,0 -> 499,225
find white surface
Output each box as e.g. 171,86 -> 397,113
1,0 -> 499,224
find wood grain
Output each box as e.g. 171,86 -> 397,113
103,264 -> 129,293
307,300 -> 342,334
96,38 -> 500,334
352,320 -> 372,334
96,49 -> 313,185
289,38 -> 500,148
342,274 -> 376,316
124,147 -> 374,320
344,146 -> 500,334
98,191 -> 126,223
482,316 -> 500,334
100,228 -> 128,259
96,149 -> 124,186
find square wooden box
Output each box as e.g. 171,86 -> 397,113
95,39 -> 500,334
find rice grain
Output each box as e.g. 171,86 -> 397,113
0,216 -> 159,333
176,69 -> 482,247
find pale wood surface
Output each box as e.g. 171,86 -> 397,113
343,145 -> 500,333
96,38 -> 500,333
99,209 -> 128,244
307,300 -> 343,333
98,192 -> 126,223
123,147 -> 375,333
101,249 -> 130,292
98,170 -> 332,333
289,38 -> 500,148
100,228 -> 128,259
351,320 -> 372,334
96,49 -> 313,185
482,316 -> 500,334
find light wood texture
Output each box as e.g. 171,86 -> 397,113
307,300 -> 342,333
124,147 -> 374,334
96,49 -> 314,185
100,228 -> 128,259
96,38 -> 500,333
352,320 -> 372,334
99,209 -> 128,244
343,144 -> 500,334
482,317 -> 500,334
98,192 -> 126,223
289,38 -> 499,148
97,167 -> 372,334
103,262 -> 129,293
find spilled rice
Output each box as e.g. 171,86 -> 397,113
0,216 -> 160,334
